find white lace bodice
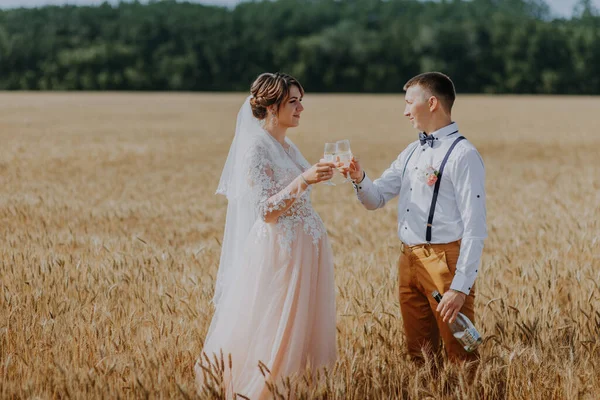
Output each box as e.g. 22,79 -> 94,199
245,140 -> 327,255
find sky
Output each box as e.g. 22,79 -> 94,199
0,0 -> 598,17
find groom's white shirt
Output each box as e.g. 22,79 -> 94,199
353,122 -> 486,295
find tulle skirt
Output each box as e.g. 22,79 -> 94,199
195,220 -> 337,399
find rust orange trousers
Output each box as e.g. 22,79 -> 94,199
398,240 -> 479,364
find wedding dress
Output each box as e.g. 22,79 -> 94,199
195,97 -> 337,399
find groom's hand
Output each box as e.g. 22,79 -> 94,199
347,156 -> 363,182
437,290 -> 467,324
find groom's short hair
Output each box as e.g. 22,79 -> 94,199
403,72 -> 456,113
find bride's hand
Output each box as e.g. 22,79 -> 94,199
302,160 -> 336,185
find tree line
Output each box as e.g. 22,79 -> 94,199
0,0 -> 599,94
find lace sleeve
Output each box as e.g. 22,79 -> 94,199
246,145 -> 298,222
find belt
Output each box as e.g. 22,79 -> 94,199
400,239 -> 461,254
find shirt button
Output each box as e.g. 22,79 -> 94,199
477,195 -> 480,198
407,209 -> 409,212
359,186 -> 362,189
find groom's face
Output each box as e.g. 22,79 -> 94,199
404,85 -> 431,132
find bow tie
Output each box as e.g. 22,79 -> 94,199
419,132 -> 435,147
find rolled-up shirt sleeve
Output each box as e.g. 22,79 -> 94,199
448,148 -> 487,295
354,144 -> 417,210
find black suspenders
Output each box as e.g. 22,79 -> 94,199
426,136 -> 465,243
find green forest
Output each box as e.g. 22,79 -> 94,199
0,0 -> 599,93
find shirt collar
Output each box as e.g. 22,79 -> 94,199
429,122 -> 459,141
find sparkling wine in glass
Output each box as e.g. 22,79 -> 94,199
336,140 -> 353,182
323,142 -> 337,186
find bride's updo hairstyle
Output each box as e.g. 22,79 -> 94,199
250,72 -> 305,120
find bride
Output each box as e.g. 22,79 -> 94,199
195,72 -> 338,399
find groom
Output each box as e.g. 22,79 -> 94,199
347,72 -> 486,365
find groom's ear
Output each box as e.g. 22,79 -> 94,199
428,96 -> 439,112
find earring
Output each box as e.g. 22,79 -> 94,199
271,112 -> 278,127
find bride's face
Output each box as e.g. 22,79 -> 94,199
275,85 -> 304,128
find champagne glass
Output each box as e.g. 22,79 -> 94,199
336,139 -> 353,183
322,142 -> 337,186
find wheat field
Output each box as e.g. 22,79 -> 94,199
0,92 -> 599,399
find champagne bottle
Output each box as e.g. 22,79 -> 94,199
432,290 -> 482,352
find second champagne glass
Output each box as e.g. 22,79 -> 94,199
336,139 -> 353,183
